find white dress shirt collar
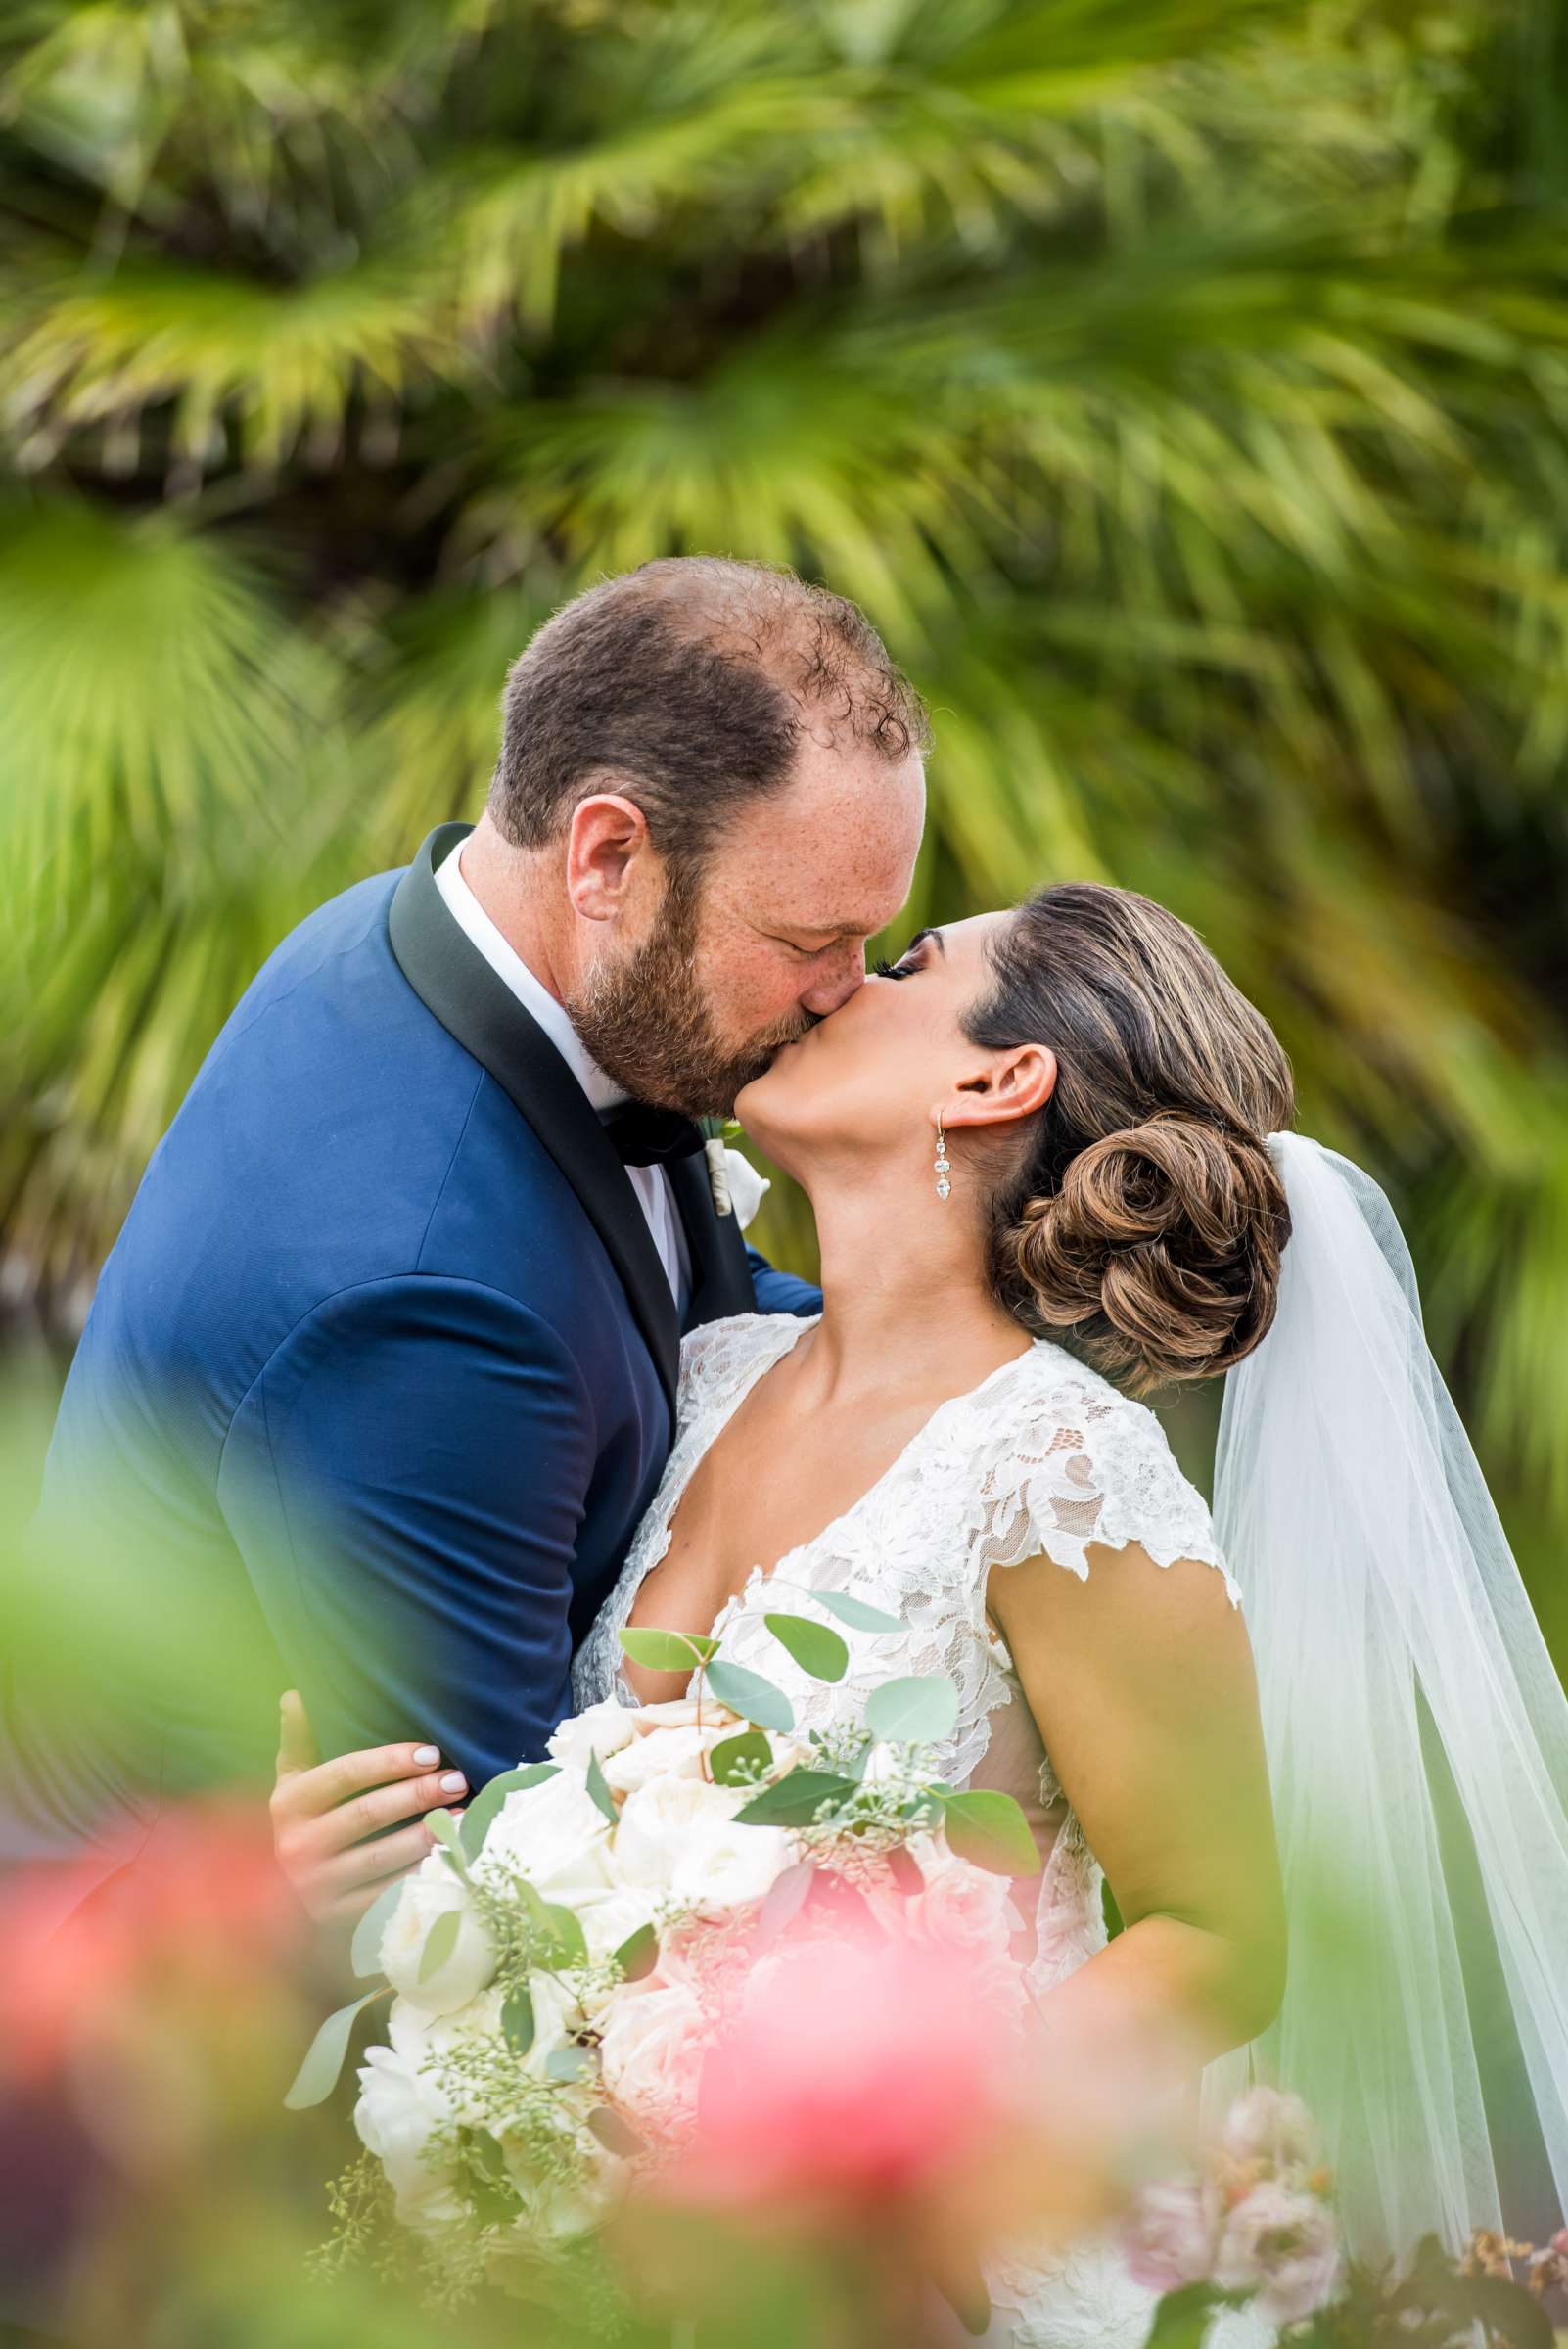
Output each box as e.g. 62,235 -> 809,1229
432,835 -> 692,1314
434,838 -> 627,1113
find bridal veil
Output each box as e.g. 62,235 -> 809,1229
1202,1134 -> 1568,2262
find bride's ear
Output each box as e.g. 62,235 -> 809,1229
936,1044 -> 1057,1136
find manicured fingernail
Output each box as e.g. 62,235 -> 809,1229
440,1771 -> 467,1794
413,1746 -> 440,1766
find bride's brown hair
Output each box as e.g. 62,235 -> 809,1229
966,885 -> 1295,1392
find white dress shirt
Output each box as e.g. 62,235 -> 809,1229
435,840 -> 691,1313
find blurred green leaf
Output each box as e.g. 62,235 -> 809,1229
864,1673 -> 960,1744
284,1988 -> 386,2111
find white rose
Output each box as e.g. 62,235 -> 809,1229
354,1991 -> 506,2230
577,1888 -> 662,1970
612,1773 -> 792,1910
477,1764 -> 618,1906
354,2032 -> 464,2234
597,1976 -> 709,2138
545,1699 -> 637,1774
599,1703 -> 809,1797
601,1722 -> 726,1795
380,1849 -> 497,2017
630,1698 -> 739,1732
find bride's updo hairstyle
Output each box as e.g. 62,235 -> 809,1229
966,885 -> 1295,1392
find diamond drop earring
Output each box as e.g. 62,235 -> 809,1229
934,1117 -> 951,1200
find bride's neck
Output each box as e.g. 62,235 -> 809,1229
801,1162 -> 1030,1400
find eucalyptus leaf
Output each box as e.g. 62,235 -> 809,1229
517,1877 -> 589,1969
587,2105 -> 645,2158
418,1904 -> 463,1982
612,1921 -> 659,1981
709,1728 -> 772,1786
884,1842 -> 925,1896
501,1984 -> 534,2056
349,1875 -> 404,1979
283,1988 -> 385,2111
618,1626 -> 718,1672
545,1900 -> 589,1968
1144,2282 -> 1223,2349
939,1787 -> 1041,1877
815,1591 -> 905,1635
703,1657 -> 795,1732
734,1767 -> 858,1827
864,1673 -> 960,1745
585,1748 -> 618,1825
426,1807 -> 468,1881
460,1764 -> 559,1860
763,1611 -> 849,1683
545,2045 -> 598,2083
755,1859 -> 816,1945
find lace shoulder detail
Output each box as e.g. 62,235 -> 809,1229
975,1346 -> 1240,1606
675,1312 -> 811,1427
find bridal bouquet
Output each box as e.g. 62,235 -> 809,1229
288,1603 -> 1040,2299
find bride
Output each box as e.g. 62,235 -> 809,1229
273,882 -> 1568,2344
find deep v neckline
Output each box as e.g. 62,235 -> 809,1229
622,1317 -> 1041,1659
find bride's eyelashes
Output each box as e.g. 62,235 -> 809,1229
873,957 -> 914,982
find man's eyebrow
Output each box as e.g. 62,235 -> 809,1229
906,927 -> 946,957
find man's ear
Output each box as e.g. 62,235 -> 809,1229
565,792 -> 654,923
936,1044 -> 1057,1136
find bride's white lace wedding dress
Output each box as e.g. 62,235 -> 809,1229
574,1311 -> 1256,2349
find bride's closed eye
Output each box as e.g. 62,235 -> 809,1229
873,956 -> 916,981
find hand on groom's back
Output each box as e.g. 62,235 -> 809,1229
270,1692 -> 465,1925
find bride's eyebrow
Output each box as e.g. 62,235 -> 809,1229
904,927 -> 945,958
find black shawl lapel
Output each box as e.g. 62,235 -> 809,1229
388,824 -> 680,1418
668,1151 -> 758,1328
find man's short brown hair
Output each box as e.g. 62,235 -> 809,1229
487,556 -> 931,870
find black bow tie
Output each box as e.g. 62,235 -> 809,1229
600,1102 -> 707,1170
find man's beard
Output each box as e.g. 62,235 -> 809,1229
565,875 -> 812,1119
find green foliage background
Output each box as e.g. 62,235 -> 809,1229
3,0 -> 1565,1650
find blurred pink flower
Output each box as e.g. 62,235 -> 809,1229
1218,2085 -> 1317,2180
0,1800 -> 300,2085
1124,2176 -> 1222,2292
1214,2180 -> 1343,2325
667,1924 -> 1021,2212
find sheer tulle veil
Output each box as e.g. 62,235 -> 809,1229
1200,1133 -> 1568,2263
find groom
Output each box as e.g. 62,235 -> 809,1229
9,557 -> 927,1893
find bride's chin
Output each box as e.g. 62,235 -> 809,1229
734,1059 -> 802,1164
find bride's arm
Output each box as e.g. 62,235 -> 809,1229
986,1542 -> 1285,2070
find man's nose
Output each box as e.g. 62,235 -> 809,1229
800,950 -> 866,1019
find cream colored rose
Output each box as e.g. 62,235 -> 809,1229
629,1697 -> 740,1733
545,1698 -> 637,1774
355,1990 -> 506,2229
914,1839 -> 1022,1950
597,1975 -> 709,2138
354,2034 -> 463,2233
601,1721 -> 725,1795
611,1773 -> 792,1910
380,1849 -> 497,2016
476,1762 -> 618,1905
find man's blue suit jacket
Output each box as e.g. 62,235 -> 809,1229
9,824 -> 817,1866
